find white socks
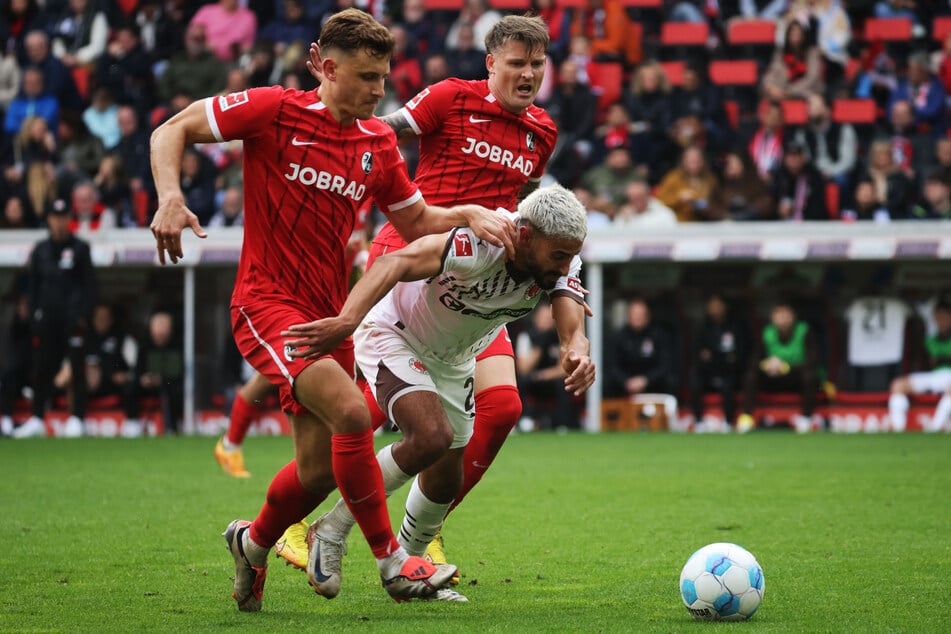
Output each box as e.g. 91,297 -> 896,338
398,477 -> 452,557
930,395 -> 951,432
888,393 -> 909,432
320,444 -> 413,542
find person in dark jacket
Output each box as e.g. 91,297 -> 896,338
13,198 -> 97,438
771,141 -> 829,220
689,292 -> 749,429
0,291 -> 33,436
604,297 -> 676,399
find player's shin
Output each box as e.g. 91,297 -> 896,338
399,476 -> 453,556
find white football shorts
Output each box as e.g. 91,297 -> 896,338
908,368 -> 951,394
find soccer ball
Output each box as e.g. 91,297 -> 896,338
679,542 -> 765,621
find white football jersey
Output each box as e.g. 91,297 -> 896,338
365,214 -> 584,366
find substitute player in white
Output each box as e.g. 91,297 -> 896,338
282,185 -> 594,601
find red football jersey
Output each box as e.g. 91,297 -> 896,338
373,78 -> 557,250
205,87 -> 421,317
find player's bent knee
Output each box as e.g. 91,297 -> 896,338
329,398 -> 373,435
475,384 -> 522,430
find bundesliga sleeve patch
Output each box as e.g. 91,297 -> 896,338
218,90 -> 249,111
453,232 -> 474,257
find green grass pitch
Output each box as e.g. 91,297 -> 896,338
1,432 -> 949,633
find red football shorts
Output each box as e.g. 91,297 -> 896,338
232,301 -> 355,417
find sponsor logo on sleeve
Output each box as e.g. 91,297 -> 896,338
219,90 -> 249,111
567,277 -> 583,294
453,232 -> 473,257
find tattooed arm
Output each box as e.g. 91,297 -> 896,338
380,110 -> 420,145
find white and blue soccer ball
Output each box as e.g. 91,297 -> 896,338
679,542 -> 765,621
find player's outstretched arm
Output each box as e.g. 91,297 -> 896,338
149,100 -> 217,264
389,199 -> 516,259
282,233 -> 448,360
552,295 -> 595,396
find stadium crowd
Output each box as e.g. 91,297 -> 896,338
1,0 -> 951,437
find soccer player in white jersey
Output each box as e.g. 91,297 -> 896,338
282,185 -> 594,601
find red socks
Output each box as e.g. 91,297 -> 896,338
360,378 -> 389,431
249,461 -> 325,547
332,429 -> 401,559
226,392 -> 259,446
451,384 -> 521,513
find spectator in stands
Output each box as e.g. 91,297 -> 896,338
113,105 -> 151,194
624,60 -> 676,182
532,0 -> 571,64
711,147 -> 776,220
398,0 -> 448,58
852,39 -> 898,110
158,23 -> 227,104
909,169 -> 951,220
208,186 -> 243,228
180,147 -> 217,227
49,0 -> 108,69
388,24 -> 422,105
888,52 -> 947,138
6,114 -> 56,220
732,0 -> 788,20
793,92 -> 856,190
782,0 -> 851,93
591,101 -> 634,165
603,296 -> 677,399
749,100 -> 785,181
83,302 -> 141,437
189,0 -> 257,63
56,110 -> 104,187
422,52 -> 450,87
515,299 -> 580,430
856,139 -> 913,219
544,57 -> 597,188
68,180 -> 114,232
2,0 -> 47,67
873,0 -> 922,23
613,179 -> 677,227
13,198 -> 96,439
690,292 -> 749,430
881,98 -> 933,182
445,21 -> 487,82
737,298 -> 819,433
0,194 -> 36,228
932,32 -> 951,99
244,38 -> 282,89
258,0 -> 313,56
22,30 -> 82,114
671,61 -> 732,155
936,137 -> 951,181
573,185 -> 613,228
134,0 -> 183,67
843,177 -> 891,222
762,20 -> 824,102
0,40 -> 20,110
82,86 -> 119,150
655,145 -> 720,222
0,289 -> 32,435
580,142 -> 642,216
888,295 -> 951,433
771,140 -> 828,220
446,0 -> 501,53
92,154 -> 132,226
130,310 -> 184,435
4,66 -> 57,135
94,22 -> 154,117
569,0 -> 639,67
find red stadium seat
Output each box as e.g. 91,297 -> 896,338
934,16 -> 951,42
619,0 -> 662,6
588,61 -> 624,112
863,17 -> 912,42
659,60 -> 685,86
488,0 -> 530,8
554,0 -> 586,7
708,60 -> 758,85
826,181 -> 840,219
832,99 -> 876,124
727,19 -> 776,46
781,99 -> 808,126
422,0 -> 463,9
723,100 -> 740,129
660,21 -> 709,47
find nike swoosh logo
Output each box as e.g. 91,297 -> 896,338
472,461 -> 490,469
469,115 -> 492,123
291,136 -> 319,146
312,541 -> 332,582
348,491 -> 376,504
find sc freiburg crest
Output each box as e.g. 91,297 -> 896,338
526,131 -> 535,151
361,151 -> 373,174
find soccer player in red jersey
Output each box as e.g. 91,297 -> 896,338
304,14 -> 560,574
149,9 -> 515,611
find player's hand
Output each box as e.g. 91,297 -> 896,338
281,317 -> 355,360
306,42 -> 324,83
562,351 -> 595,396
463,205 -> 516,259
150,196 -> 207,265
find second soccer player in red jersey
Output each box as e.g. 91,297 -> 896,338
149,9 -> 516,611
